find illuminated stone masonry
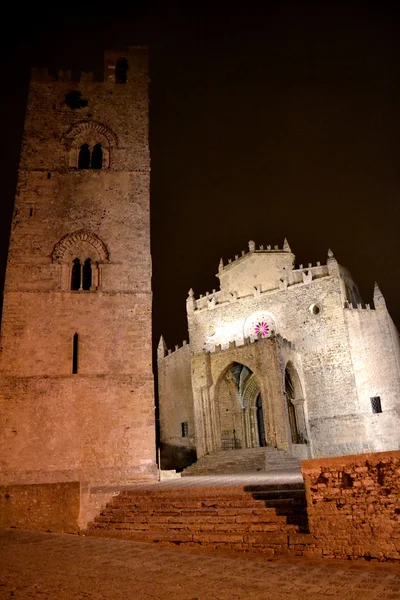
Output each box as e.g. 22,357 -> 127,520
158,240 -> 400,469
0,48 -> 157,521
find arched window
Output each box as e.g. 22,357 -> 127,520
91,144 -> 103,169
78,144 -> 90,169
71,258 -> 81,290
82,258 -> 92,290
115,57 -> 128,83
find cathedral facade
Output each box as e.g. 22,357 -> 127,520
0,48 -> 157,490
158,240 -> 400,469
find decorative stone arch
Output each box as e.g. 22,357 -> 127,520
62,121 -> 119,169
242,372 -> 267,448
284,361 -> 308,445
52,230 -> 110,291
213,360 -> 267,451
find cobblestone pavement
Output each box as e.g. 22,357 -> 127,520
0,530 -> 399,600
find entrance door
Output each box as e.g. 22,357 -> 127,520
256,393 -> 267,447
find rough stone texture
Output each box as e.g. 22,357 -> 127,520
159,242 -> 400,465
0,482 -> 80,533
0,48 -> 157,492
302,450 -> 400,561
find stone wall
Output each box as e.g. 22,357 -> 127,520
0,482 -> 80,533
158,343 -> 196,470
302,450 -> 400,561
345,307 -> 400,452
0,47 -> 156,487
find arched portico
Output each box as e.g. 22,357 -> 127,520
215,362 -> 267,451
191,337 -> 287,458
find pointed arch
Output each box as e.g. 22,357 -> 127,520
284,361 -> 307,445
215,361 -> 267,450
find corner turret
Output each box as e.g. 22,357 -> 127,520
157,335 -> 168,361
373,282 -> 386,309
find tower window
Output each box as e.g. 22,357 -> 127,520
77,143 -> 103,170
71,257 -> 94,291
181,422 -> 189,438
82,258 -> 92,290
371,396 -> 382,414
72,333 -> 79,374
91,144 -> 103,170
115,57 -> 128,83
71,258 -> 81,290
78,144 -> 90,169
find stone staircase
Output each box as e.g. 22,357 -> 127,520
85,482 -> 313,555
181,447 -> 302,476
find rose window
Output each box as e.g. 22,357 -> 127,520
244,312 -> 276,339
254,321 -> 270,337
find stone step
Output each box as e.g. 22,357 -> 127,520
86,527 -> 314,553
85,482 -> 309,554
181,447 -> 301,476
91,521 -> 299,534
108,487 -> 305,504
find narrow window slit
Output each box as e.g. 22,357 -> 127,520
72,333 -> 79,374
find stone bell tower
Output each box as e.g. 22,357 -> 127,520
0,47 -> 156,488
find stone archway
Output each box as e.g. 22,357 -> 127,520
216,362 -> 267,450
284,362 -> 308,445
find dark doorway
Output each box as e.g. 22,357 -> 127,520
256,393 -> 267,447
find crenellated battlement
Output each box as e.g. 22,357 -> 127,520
30,46 -> 148,85
204,331 -> 277,355
160,339 -> 189,360
187,244 -> 331,314
30,67 -> 101,84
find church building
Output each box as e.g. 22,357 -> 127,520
158,240 -> 400,470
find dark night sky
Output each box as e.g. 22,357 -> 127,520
1,3 -> 400,355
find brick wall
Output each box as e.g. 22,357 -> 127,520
302,450 -> 400,561
0,482 -> 80,533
